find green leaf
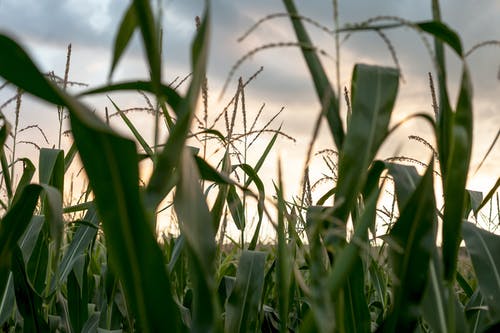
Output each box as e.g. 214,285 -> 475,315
109,3 -> 138,80
11,246 -> 49,332
58,206 -> 98,285
465,290 -> 490,333
417,21 -> 463,56
380,160 -> 437,332
385,163 -> 420,211
25,224 -> 49,294
339,258 -> 371,333
463,222 -> 500,320
275,168 -> 292,333
328,184 -> 379,297
442,65 -> 473,282
67,264 -> 89,333
334,64 -> 399,227
108,97 -> 154,158
225,251 -> 267,333
64,141 -> 78,172
39,148 -> 64,192
465,190 -> 483,218
11,158 -> 36,206
475,177 -> 499,217
132,0 -> 161,92
145,5 -> 210,217
227,184 -> 245,230
174,149 -> 220,332
0,184 -> 42,295
0,273 -> 14,326
282,0 -> 344,151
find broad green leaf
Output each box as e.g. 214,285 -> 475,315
18,216 -> 45,263
328,184 -> 379,297
465,190 -> 483,217
339,258 -> 371,333
227,184 -> 245,230
334,64 -> 399,227
442,65 -> 473,282
67,263 -> 89,333
58,206 -> 98,285
0,34 -> 66,105
39,148 -> 64,192
0,184 -> 43,295
11,246 -> 49,332
210,152 -> 231,232
133,0 -> 161,92
10,158 -> 35,206
282,0 -> 344,151
225,251 -> 267,333
109,3 -> 137,80
421,249 -> 469,333
329,181 -> 379,333
0,273 -> 14,326
303,207 -> 335,332
431,1 -> 454,179
25,224 -> 49,294
335,20 -> 463,57
417,21 -> 463,56
380,160 -> 436,332
174,149 -> 221,332
385,163 -> 420,211
463,222 -> 500,320
194,155 -> 232,185
39,148 -> 64,254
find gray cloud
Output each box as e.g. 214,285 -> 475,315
0,0 -> 498,194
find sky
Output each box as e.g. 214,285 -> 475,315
0,0 -> 499,235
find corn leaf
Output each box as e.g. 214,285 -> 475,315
442,65 -> 473,281
282,0 -> 344,151
109,3 -> 137,80
174,149 -> 221,332
463,222 -> 500,321
225,251 -> 267,333
334,64 -> 399,226
379,160 -> 436,332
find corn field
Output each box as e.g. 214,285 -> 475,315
0,0 -> 499,332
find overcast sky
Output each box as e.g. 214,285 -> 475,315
0,0 -> 499,213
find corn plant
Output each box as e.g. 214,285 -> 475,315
0,0 -> 498,332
